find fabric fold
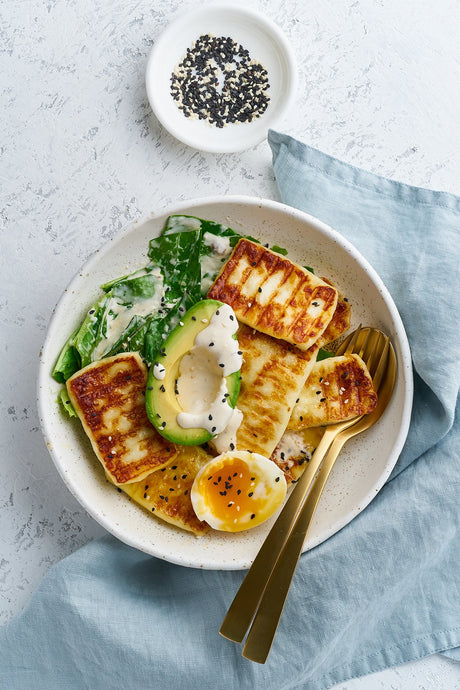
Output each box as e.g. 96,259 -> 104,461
0,131 -> 458,690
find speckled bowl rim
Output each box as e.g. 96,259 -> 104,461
38,196 -> 413,570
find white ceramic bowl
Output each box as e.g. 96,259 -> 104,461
38,196 -> 413,570
145,5 -> 297,152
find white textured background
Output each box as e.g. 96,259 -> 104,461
1,0 -> 459,687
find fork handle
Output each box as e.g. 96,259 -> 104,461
219,425 -> 348,644
242,433 -> 349,663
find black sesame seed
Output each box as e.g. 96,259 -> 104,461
275,477 -> 280,482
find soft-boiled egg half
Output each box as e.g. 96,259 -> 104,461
191,451 -> 287,532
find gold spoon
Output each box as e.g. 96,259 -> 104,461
220,327 -> 397,662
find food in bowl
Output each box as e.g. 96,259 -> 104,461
52,214 -> 377,534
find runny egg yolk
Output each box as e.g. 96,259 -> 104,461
191,451 -> 287,532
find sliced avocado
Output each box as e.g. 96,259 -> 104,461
145,299 -> 241,445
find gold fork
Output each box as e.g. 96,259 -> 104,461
219,327 -> 397,661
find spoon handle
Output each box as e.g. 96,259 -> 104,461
242,432 -> 348,663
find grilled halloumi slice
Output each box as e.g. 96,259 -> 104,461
226,324 -> 318,458
119,445 -> 212,535
66,353 -> 178,485
316,280 -> 351,348
271,428 -> 325,483
208,239 -> 338,351
288,354 -> 377,430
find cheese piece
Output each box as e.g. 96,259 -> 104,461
66,353 -> 178,485
228,324 -> 319,457
208,239 -> 338,351
120,445 -> 212,535
288,354 -> 377,429
271,427 -> 325,483
316,280 -> 351,348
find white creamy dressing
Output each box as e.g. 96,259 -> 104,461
167,216 -> 202,232
153,362 -> 166,380
212,406 -> 243,454
203,232 -> 231,255
201,233 -> 232,293
175,304 -> 243,435
273,431 -> 307,469
91,269 -> 164,362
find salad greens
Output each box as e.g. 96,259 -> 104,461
52,213 -> 331,415
52,215 -> 251,390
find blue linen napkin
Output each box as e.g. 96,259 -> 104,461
1,131 -> 459,690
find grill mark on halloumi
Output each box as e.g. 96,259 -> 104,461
208,239 -> 338,350
288,354 -> 377,430
66,353 -> 178,485
232,324 -> 318,457
119,445 -> 212,535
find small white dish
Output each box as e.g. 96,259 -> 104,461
38,196 -> 413,570
145,4 -> 297,153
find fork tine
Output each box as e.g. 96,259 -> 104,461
342,324 -> 363,355
357,327 -> 373,361
370,336 -> 390,392
363,330 -> 383,374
